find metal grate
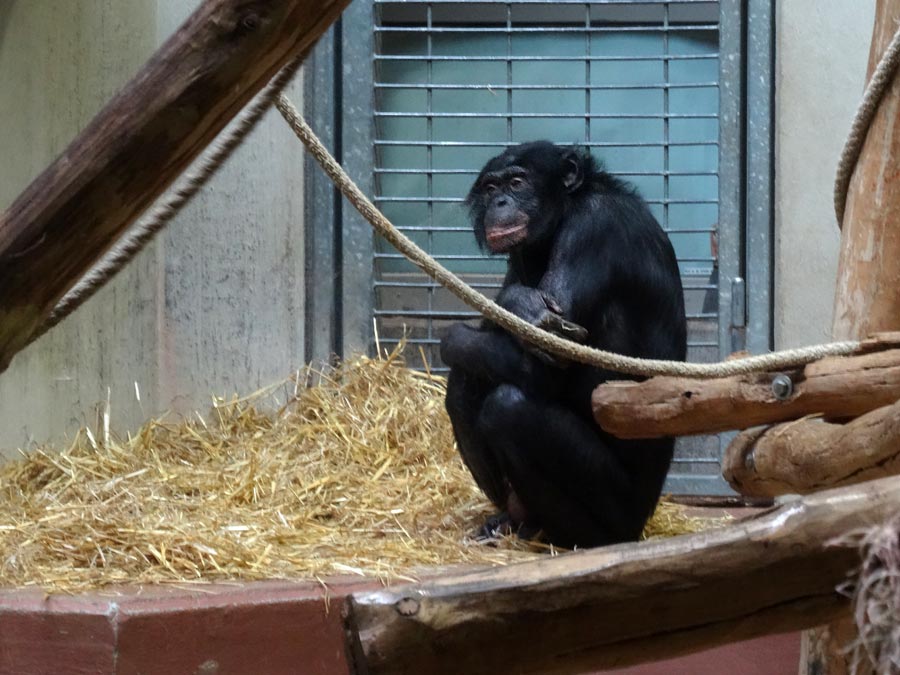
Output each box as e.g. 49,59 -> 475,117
371,0 -> 725,491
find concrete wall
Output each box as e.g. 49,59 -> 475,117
0,1 -> 306,453
774,1 -> 876,348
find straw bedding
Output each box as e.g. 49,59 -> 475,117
0,345 -> 726,592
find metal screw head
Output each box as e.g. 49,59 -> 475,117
771,373 -> 793,400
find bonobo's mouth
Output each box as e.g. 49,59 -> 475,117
485,223 -> 528,253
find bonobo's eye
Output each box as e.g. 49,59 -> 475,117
483,182 -> 499,195
509,177 -> 527,191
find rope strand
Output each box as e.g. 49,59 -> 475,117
275,93 -> 860,378
834,24 -> 900,227
27,56 -> 304,347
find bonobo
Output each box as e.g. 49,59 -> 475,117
440,141 -> 687,549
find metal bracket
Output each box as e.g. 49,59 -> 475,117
730,276 -> 746,353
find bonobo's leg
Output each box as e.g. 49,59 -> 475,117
444,368 -> 508,508
477,384 -> 667,548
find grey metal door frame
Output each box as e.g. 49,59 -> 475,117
305,0 -> 774,495
304,4 -> 376,366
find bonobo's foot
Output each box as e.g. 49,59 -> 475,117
475,512 -> 542,543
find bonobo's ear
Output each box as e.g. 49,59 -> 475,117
562,148 -> 585,193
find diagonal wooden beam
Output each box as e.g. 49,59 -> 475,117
0,0 -> 350,373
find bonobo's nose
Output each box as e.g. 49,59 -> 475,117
494,196 -> 508,207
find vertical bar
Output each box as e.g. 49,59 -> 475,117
334,18 -> 345,357
745,0 -> 774,355
426,3 -> 435,367
715,0 -> 745,495
717,0 -> 743,362
662,3 -> 670,233
303,29 -> 338,365
584,3 -> 591,144
341,0 -> 376,357
506,3 -> 513,144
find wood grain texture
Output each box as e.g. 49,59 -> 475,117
806,2 -> 900,671
344,476 -> 900,675
723,399 -> 900,497
0,0 -> 349,372
832,0 -> 900,342
591,334 -> 900,439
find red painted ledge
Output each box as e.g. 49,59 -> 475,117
0,577 -> 800,675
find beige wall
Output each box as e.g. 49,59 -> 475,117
774,1 -> 876,348
0,1 -> 306,453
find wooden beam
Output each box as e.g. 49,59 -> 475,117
722,399 -> 900,497
0,0 -> 350,372
344,475 -> 900,675
591,334 -> 900,439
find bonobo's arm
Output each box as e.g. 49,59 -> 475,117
537,216 -> 618,326
440,323 -> 549,392
496,284 -> 588,343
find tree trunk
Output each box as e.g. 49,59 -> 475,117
805,1 -> 900,671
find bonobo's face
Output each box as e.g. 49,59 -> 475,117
474,165 -> 533,253
467,142 -> 581,254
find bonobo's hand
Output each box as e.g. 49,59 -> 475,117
496,285 -> 588,366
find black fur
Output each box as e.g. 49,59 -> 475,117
440,141 -> 687,548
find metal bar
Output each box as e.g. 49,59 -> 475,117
374,309 -> 720,319
375,26 -> 718,33
341,0 -> 376,357
376,0 -> 717,4
373,139 -> 718,146
376,0 -> 718,4
375,81 -> 719,90
374,111 -> 718,118
663,4 -> 671,237
303,29 -> 338,365
713,0 -> 745,496
380,225 -> 721,234
425,2 -> 436,348
374,253 -> 718,262
376,54 -> 719,62
745,0 -> 774,355
374,168 -> 719,176
376,279 -> 720,289
374,336 -> 722,348
374,196 -> 719,204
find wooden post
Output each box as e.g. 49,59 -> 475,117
0,0 -> 350,373
345,476 -> 900,675
804,1 -> 900,672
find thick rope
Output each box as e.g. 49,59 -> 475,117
27,56 -> 304,347
834,24 -> 900,227
275,93 -> 860,378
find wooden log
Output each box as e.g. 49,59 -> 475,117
806,1 -> 900,671
0,0 -> 350,373
344,475 -> 900,675
591,334 -> 900,439
722,399 -> 900,497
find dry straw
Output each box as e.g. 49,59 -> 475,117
0,344 -> 726,593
